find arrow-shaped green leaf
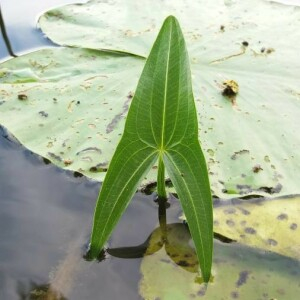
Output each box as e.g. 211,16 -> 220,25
90,16 -> 213,281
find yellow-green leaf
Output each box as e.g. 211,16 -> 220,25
213,196 -> 300,260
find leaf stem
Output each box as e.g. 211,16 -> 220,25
0,5 -> 17,57
158,196 -> 167,241
157,155 -> 167,200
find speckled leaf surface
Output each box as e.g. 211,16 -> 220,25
38,0 -> 300,57
37,0 -> 300,199
0,48 -> 143,181
213,196 -> 300,260
139,223 -> 300,300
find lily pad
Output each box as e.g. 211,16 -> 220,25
1,0 -> 300,198
37,0 -> 300,195
38,0 -> 300,57
213,195 -> 300,260
139,223 -> 300,300
0,48 -> 143,182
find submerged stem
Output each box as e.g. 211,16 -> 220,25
157,155 -> 167,200
158,197 -> 167,241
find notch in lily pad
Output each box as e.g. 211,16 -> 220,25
89,16 -> 213,282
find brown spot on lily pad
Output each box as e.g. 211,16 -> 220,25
18,94 -> 28,100
266,47 -> 275,54
197,286 -> 207,297
244,227 -> 256,234
226,219 -> 235,227
222,80 -> 239,97
277,213 -> 288,220
238,207 -> 250,215
224,208 -> 236,214
236,270 -> 250,287
48,152 -> 62,162
252,164 -> 263,173
267,238 -> 278,246
63,159 -> 73,166
231,150 -> 249,160
290,223 -> 297,230
258,183 -> 282,194
184,253 -> 192,258
89,166 -> 108,173
177,260 -> 190,267
38,111 -> 48,117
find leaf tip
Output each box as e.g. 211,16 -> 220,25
164,15 -> 179,26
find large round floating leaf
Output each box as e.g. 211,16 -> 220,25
139,223 -> 300,300
38,0 -> 300,198
37,0 -> 300,57
213,195 -> 300,260
0,48 -> 143,182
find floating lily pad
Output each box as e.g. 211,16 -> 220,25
0,48 -> 143,182
38,0 -> 300,57
1,0 -> 300,198
139,223 -> 300,300
213,195 -> 300,260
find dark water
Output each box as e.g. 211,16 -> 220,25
0,0 -> 87,59
0,128 -> 160,299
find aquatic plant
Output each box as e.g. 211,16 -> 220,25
89,16 -> 213,282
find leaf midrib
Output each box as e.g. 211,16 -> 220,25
160,21 -> 173,152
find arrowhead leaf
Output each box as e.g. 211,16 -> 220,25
90,16 -> 213,281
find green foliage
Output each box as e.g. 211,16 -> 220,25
90,16 -> 213,281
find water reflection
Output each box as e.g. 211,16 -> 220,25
0,128 -> 154,300
17,281 -> 67,300
107,199 -> 199,273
